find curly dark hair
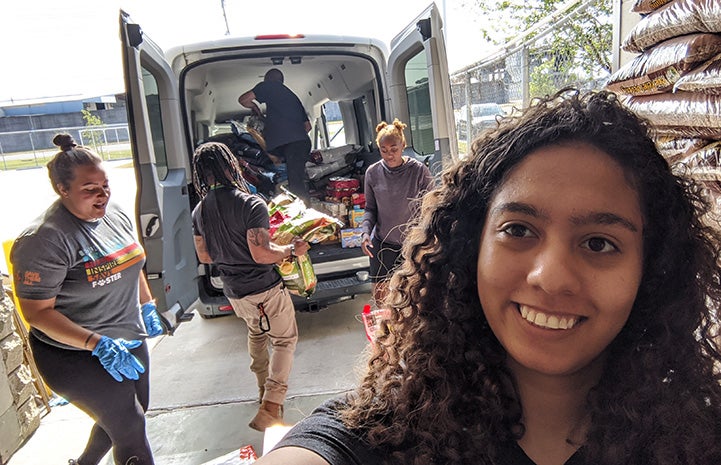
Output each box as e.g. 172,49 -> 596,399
192,142 -> 252,198
341,89 -> 721,464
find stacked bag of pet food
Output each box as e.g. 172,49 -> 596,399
268,193 -> 344,297
606,0 -> 721,224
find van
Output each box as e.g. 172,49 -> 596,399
119,3 -> 457,322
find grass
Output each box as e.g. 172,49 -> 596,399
0,149 -> 132,171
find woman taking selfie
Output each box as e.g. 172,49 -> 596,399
256,90 -> 721,465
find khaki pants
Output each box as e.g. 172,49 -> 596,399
227,282 -> 298,405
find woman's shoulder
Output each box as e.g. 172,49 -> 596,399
16,201 -> 71,240
12,203 -> 75,259
405,156 -> 430,171
270,396 -> 383,464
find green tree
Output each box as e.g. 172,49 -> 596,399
81,109 -> 106,158
468,0 -> 612,98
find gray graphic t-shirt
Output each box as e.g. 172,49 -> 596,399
11,201 -> 146,349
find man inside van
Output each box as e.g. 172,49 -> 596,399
239,68 -> 312,202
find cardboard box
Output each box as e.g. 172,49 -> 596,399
350,209 -> 365,228
340,228 -> 364,248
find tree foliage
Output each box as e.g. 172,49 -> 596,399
467,0 -> 612,97
81,109 -> 106,157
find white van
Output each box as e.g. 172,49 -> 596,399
119,3 -> 457,322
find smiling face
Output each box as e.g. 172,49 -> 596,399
58,163 -> 110,221
476,142 -> 644,380
379,134 -> 406,168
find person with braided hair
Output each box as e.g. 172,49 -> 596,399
190,141 -> 309,432
10,134 -> 162,465
255,89 -> 721,465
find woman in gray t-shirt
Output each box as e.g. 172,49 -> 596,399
10,134 -> 164,465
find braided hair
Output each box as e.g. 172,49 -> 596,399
192,142 -> 252,198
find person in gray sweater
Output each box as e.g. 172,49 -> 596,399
360,119 -> 433,305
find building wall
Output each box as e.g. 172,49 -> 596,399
0,106 -> 128,153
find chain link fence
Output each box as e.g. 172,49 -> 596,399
449,0 -> 610,156
0,124 -> 130,171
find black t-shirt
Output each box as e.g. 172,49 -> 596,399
191,187 -> 280,298
274,398 -> 587,465
252,80 -> 309,152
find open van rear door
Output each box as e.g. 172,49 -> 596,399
387,3 -> 457,173
120,11 -> 196,332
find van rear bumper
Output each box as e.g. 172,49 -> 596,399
292,275 -> 372,311
194,273 -> 372,317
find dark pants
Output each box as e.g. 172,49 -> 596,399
369,235 -> 403,283
30,334 -> 153,465
273,138 -> 312,201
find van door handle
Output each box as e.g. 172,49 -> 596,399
140,214 -> 160,238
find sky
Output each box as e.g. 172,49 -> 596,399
0,0 -> 492,104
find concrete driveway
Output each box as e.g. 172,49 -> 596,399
8,295 -> 371,464
3,160 -> 372,463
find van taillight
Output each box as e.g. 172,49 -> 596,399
254,34 -> 305,40
218,305 -> 234,312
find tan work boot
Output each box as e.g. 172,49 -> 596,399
248,400 -> 284,432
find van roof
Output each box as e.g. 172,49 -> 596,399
165,34 -> 389,75
167,34 -> 390,126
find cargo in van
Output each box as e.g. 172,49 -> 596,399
119,3 -> 456,320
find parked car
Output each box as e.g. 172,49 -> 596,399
456,103 -> 505,139
119,4 -> 457,319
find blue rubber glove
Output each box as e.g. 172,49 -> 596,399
141,301 -> 165,337
91,336 -> 145,382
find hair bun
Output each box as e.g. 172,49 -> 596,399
53,133 -> 76,151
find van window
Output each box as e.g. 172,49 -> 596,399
141,66 -> 169,180
404,51 -> 434,156
322,101 -> 346,147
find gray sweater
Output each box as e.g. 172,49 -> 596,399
361,157 -> 433,245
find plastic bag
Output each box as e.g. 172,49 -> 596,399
270,201 -> 342,245
622,0 -> 721,53
276,254 -> 317,297
655,136 -> 711,162
674,52 -> 721,94
200,445 -> 257,464
623,92 -> 721,136
632,0 -> 674,14
606,34 -> 721,96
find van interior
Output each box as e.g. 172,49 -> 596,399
181,54 -> 383,155
174,51 -> 394,312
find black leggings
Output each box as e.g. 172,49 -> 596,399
30,334 -> 153,465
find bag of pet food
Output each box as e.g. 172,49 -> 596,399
276,254 -> 317,298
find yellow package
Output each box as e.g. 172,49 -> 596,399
350,209 -> 365,228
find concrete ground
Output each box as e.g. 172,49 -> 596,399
8,295 -> 372,465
